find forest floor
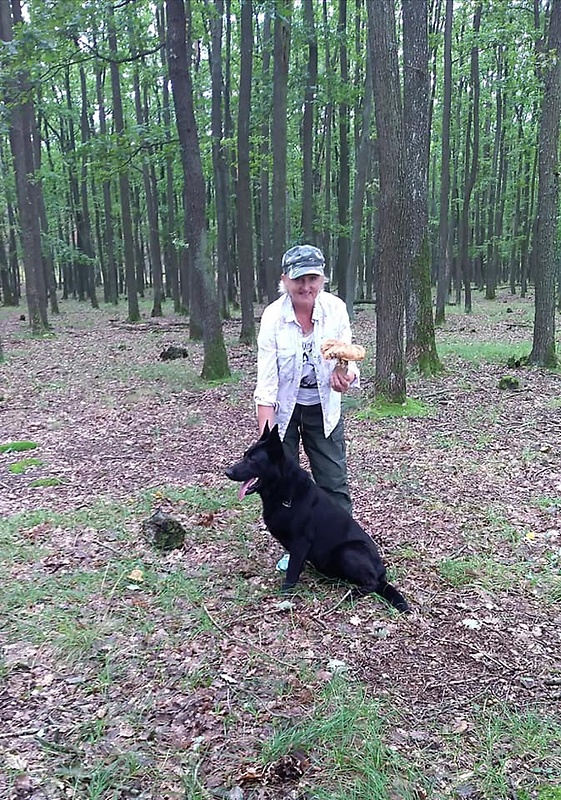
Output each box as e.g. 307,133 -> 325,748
0,290 -> 560,800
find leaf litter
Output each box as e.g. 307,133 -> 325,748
0,294 -> 560,799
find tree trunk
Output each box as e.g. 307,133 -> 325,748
403,0 -> 441,375
345,51 -> 373,318
166,0 -> 230,380
529,0 -> 561,367
108,6 -> 140,322
132,64 -> 164,317
157,2 -> 180,312
209,0 -> 230,319
236,0 -> 255,345
435,0 -> 453,326
95,63 -> 118,305
79,66 -> 99,309
0,225 -> 15,305
321,0 -> 333,271
301,0 -> 317,244
367,0 -> 408,403
0,0 -> 49,334
272,0 -> 293,267
259,11 -> 275,302
336,0 -> 350,298
458,5 -> 481,315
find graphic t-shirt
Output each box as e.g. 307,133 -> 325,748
296,330 -> 320,405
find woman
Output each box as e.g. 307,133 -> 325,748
254,244 -> 359,513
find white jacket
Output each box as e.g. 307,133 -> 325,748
254,291 -> 359,439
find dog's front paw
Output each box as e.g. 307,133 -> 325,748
281,580 -> 297,592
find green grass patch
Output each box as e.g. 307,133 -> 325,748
8,457 -> 44,473
438,555 -> 523,590
357,397 -> 432,420
0,440 -> 40,453
30,477 -> 64,487
438,340 -> 529,365
438,553 -> 560,602
451,705 -> 561,799
262,676 -> 427,800
533,495 -> 561,511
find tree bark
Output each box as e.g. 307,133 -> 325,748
458,5 -> 481,314
108,5 -> 140,322
259,11 -> 275,302
435,0 -> 453,325
336,0 -> 350,298
79,66 -> 99,309
236,0 -> 255,345
166,0 -> 230,380
345,51 -> 373,318
271,0 -> 293,267
403,0 -> 441,375
0,0 -> 49,334
367,0 -> 408,403
301,0 -> 317,244
95,63 -> 118,305
529,0 -> 561,366
209,0 -> 230,319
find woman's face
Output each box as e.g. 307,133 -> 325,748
282,274 -> 324,310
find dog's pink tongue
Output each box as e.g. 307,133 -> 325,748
239,479 -> 254,500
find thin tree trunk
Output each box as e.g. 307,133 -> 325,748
108,6 -> 140,322
259,11 -> 275,302
236,0 -> 255,345
302,0 -> 317,244
79,66 -> 99,309
336,0 -> 350,298
271,0 -> 293,268
209,0 -> 230,319
345,51 -> 373,318
458,5 -> 481,315
435,0 -> 453,325
95,64 -> 118,305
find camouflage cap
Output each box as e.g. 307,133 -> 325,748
281,245 -> 325,280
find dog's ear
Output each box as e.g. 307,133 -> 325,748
266,424 -> 284,460
260,421 -> 270,440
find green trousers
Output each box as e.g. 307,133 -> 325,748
282,403 -> 352,515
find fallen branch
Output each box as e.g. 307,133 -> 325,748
0,727 -> 41,740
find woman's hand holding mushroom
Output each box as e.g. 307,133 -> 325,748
321,339 -> 366,394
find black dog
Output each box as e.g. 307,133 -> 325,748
225,423 -> 409,613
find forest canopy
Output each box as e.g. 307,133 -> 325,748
0,0 -> 560,381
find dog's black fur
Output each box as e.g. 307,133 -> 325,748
225,423 -> 410,613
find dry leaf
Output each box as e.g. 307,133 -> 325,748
462,618 -> 482,630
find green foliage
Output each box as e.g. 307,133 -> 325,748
8,457 -> 43,473
262,677 -> 427,800
438,340 -> 529,365
458,705 -> 561,800
0,440 -> 40,453
30,477 -> 64,487
498,375 -> 520,390
357,398 -> 432,420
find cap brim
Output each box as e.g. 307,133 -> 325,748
285,266 -> 325,280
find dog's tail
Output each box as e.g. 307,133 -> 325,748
377,581 -> 410,613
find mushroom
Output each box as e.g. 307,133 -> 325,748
320,338 -> 366,373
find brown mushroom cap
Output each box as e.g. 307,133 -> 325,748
320,339 -> 366,362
